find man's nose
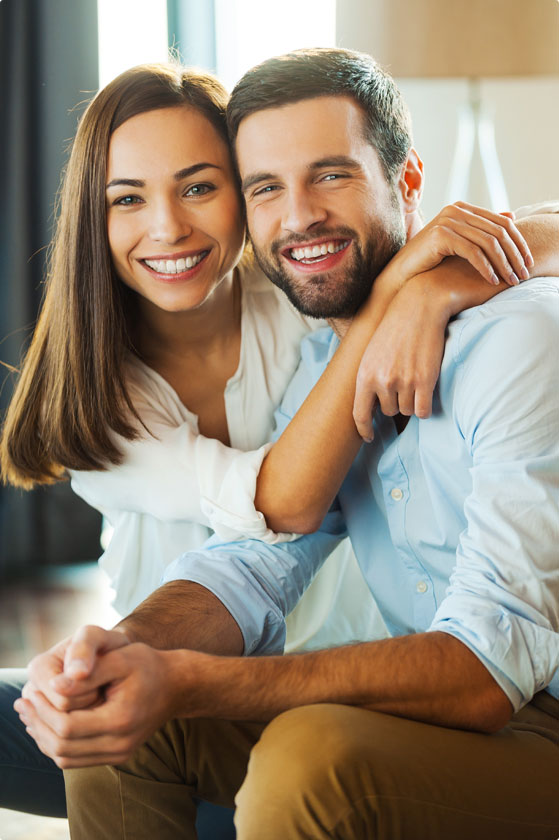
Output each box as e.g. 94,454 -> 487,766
149,200 -> 193,244
281,187 -> 327,234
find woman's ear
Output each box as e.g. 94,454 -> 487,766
398,148 -> 424,213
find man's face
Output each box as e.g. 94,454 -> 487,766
236,95 -> 406,319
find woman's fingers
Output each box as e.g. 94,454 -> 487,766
441,202 -> 533,281
431,218 -> 527,286
453,201 -> 533,267
353,379 -> 378,442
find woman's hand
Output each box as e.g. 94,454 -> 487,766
351,203 -> 535,440
390,201 -> 533,287
353,274 -> 448,436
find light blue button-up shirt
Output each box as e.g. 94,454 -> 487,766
164,278 -> 559,712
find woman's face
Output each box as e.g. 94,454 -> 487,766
106,105 -> 245,314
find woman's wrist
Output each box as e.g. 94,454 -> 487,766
416,257 -> 504,319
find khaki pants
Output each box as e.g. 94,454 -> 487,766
65,693 -> 559,840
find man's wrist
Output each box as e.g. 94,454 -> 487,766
114,621 -> 141,646
160,648 -> 218,719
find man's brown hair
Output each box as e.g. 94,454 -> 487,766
227,47 -> 412,182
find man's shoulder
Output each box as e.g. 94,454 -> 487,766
448,277 -> 559,367
440,278 -> 559,444
299,326 -> 338,377
282,325 -> 337,403
272,327 -> 337,433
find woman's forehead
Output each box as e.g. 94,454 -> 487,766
107,106 -> 232,177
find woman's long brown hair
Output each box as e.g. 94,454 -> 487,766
1,63 -> 231,488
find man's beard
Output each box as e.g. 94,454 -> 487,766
251,215 -> 406,320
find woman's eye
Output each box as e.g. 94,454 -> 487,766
114,195 -> 142,206
185,183 -> 214,197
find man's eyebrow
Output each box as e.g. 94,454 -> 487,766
308,155 -> 362,171
241,171 -> 277,194
106,163 -> 221,189
241,155 -> 362,194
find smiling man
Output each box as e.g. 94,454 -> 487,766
19,49 -> 559,840
238,95 -> 409,321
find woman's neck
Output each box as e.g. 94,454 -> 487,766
134,270 -> 241,368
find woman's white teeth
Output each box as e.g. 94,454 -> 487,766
290,241 -> 347,261
145,253 -> 205,273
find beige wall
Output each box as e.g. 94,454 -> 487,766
397,77 -> 559,221
336,0 -> 559,220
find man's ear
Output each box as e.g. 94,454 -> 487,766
398,148 -> 424,213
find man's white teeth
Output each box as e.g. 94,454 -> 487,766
290,241 -> 347,261
144,253 -> 205,273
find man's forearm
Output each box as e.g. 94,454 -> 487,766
168,630 -> 513,733
117,580 -> 244,656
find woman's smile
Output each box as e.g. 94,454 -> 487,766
140,248 -> 211,281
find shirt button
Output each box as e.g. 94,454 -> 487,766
390,488 -> 404,501
416,581 -> 428,594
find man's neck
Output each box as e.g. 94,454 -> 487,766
328,317 -> 352,339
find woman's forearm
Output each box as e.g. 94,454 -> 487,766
254,277 -> 398,534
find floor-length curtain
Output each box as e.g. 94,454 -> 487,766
0,0 -> 102,576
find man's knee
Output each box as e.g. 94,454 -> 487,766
235,704 -> 386,839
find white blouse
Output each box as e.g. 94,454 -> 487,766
70,258 -> 386,652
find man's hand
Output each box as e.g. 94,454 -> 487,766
14,625 -> 131,716
14,640 -> 184,768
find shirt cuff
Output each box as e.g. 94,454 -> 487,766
162,549 -> 287,655
429,595 -> 559,711
195,439 -> 299,543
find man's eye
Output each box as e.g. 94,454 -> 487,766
185,183 -> 214,197
253,184 -> 279,197
114,195 -> 142,206
322,173 -> 344,182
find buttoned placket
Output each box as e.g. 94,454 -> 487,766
375,415 -> 436,631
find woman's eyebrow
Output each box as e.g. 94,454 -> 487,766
173,162 -> 222,181
106,163 -> 222,190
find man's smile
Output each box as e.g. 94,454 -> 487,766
281,238 -> 352,272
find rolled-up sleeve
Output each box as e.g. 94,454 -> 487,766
162,509 -> 347,655
429,291 -> 559,709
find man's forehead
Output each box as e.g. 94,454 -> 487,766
235,95 -> 372,176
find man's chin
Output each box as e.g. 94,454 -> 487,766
253,247 -> 374,318
278,277 -> 368,319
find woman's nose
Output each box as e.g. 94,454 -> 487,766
149,201 -> 193,244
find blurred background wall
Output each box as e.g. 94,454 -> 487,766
1,0 -> 558,579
